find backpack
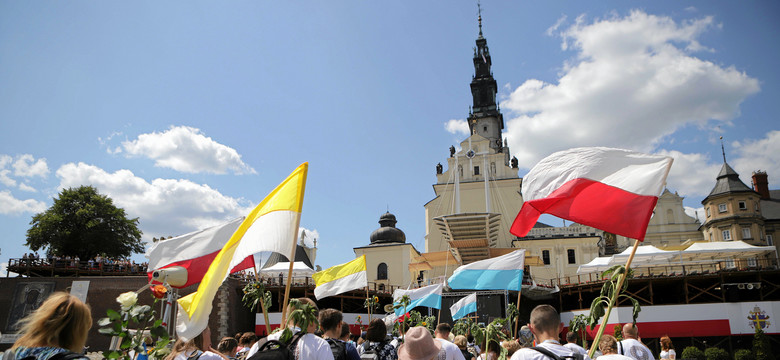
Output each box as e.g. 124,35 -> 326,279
359,342 -> 380,360
529,346 -> 584,360
247,333 -> 304,360
2,349 -> 85,360
325,339 -> 347,360
186,351 -> 203,360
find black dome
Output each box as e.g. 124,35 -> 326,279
369,212 -> 406,245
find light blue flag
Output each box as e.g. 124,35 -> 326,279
450,293 -> 477,320
392,283 -> 443,316
447,250 -> 526,291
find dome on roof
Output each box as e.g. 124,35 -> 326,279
369,212 -> 406,245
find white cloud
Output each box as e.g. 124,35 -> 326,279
12,154 -> 49,178
121,126 -> 256,175
0,190 -> 47,215
546,15 -> 567,36
503,10 -> 759,169
0,262 -> 19,277
656,149 -> 721,198
684,206 -> 705,223
0,155 -> 17,187
732,130 -> 780,184
298,227 -> 319,248
55,162 -> 252,239
18,183 -> 36,192
445,119 -> 469,136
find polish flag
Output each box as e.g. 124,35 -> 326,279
146,217 -> 255,288
510,147 -> 673,241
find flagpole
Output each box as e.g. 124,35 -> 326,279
280,220 -> 302,325
252,261 -> 272,336
587,238 -> 640,358
367,286 -> 372,322
513,288 -> 522,338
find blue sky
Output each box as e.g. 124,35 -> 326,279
1,1 -> 779,273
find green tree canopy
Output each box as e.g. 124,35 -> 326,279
26,186 -> 143,260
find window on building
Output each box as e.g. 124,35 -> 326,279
474,166 -> 480,175
377,263 -> 388,280
483,126 -> 487,132
755,202 -> 760,211
719,203 -> 727,213
722,230 -> 732,241
706,207 -> 711,217
742,227 -> 752,239
666,209 -> 674,224
458,165 -> 463,177
748,258 -> 758,268
739,201 -> 747,210
490,162 -> 496,175
542,250 -> 551,265
768,235 -> 774,246
567,249 -> 576,264
725,259 -> 735,269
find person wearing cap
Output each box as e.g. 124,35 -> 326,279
398,327 -> 443,360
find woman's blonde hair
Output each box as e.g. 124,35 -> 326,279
164,332 -> 204,360
12,292 -> 93,353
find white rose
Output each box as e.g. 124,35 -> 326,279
116,291 -> 138,311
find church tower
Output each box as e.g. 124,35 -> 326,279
467,8 -> 505,154
420,9 -> 523,279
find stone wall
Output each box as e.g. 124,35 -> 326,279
0,276 -> 254,352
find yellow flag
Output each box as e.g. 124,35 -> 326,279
312,255 -> 367,300
176,163 -> 308,340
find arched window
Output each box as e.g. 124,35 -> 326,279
377,263 -> 388,280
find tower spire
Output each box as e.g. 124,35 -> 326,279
478,1 -> 483,38
720,136 -> 727,162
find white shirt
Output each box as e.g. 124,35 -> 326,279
246,330 -> 334,360
435,338 -> 467,360
618,339 -> 655,360
597,354 -> 634,360
174,350 -> 224,360
510,341 -> 580,360
659,349 -> 675,360
564,343 -> 589,357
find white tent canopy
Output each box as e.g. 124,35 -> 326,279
610,245 -> 680,265
682,241 -> 776,263
259,261 -> 315,277
577,241 -> 777,274
577,257 -> 613,274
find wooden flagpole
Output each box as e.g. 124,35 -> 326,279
280,222 -> 302,325
513,287 -> 522,338
587,238 -> 640,358
252,262 -> 272,336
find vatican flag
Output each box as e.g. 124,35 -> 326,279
176,163 -> 308,340
313,255 -> 367,300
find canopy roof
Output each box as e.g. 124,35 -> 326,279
259,261 -> 315,276
577,241 -> 777,274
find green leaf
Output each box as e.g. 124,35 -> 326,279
104,351 -> 121,359
153,319 -> 162,328
107,309 -> 121,320
151,325 -> 168,339
120,336 -> 132,349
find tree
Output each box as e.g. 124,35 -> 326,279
26,186 -> 143,260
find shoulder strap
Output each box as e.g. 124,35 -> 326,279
48,351 -> 85,360
529,347 -> 562,360
618,341 -> 623,355
186,350 -> 203,360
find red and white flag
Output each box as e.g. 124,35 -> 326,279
146,217 -> 255,288
510,147 -> 673,241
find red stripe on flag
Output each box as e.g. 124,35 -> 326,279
147,252 -> 255,288
511,178 -> 658,240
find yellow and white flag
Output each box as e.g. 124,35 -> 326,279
176,163 -> 308,340
312,255 -> 367,300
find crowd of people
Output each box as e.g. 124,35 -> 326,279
15,253 -> 148,273
1,292 -> 674,360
